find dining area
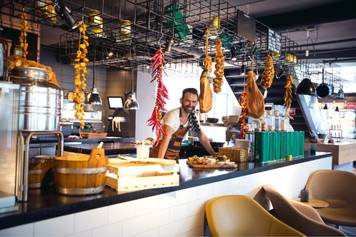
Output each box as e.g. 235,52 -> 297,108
204,169 -> 356,236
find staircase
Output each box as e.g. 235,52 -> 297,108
224,67 -> 310,135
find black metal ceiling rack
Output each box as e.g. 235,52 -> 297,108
0,0 -> 302,70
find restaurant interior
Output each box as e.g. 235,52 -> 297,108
0,0 -> 355,236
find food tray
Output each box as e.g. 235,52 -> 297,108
187,161 -> 237,169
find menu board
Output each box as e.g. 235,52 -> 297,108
267,29 -> 281,53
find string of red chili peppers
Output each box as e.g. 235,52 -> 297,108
147,48 -> 168,143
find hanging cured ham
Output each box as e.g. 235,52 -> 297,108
199,70 -> 213,113
199,29 -> 213,113
246,70 -> 265,118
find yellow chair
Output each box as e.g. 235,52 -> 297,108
205,195 -> 304,236
305,170 -> 356,227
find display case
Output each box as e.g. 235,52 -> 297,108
0,82 -> 19,211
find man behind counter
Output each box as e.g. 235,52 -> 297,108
150,88 -> 216,159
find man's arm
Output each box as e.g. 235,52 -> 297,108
157,124 -> 174,158
198,130 -> 217,155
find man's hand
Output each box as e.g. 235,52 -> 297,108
199,131 -> 217,155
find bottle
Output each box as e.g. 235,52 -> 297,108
274,110 -> 280,131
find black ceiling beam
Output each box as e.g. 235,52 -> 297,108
256,0 -> 356,31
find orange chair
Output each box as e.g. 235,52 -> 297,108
205,195 -> 304,236
263,185 -> 345,236
305,170 -> 356,227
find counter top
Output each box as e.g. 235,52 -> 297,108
0,152 -> 331,230
64,142 -> 137,155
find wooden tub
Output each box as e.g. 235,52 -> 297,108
29,155 -> 54,188
54,148 -> 107,195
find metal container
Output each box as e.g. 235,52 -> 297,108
9,67 -> 63,131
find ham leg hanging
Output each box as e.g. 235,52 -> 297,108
246,71 -> 265,118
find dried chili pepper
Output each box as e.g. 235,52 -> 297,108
284,74 -> 294,115
238,90 -> 248,139
147,48 -> 168,142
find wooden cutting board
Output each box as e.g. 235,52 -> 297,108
187,161 -> 237,169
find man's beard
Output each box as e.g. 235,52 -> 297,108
182,105 -> 195,113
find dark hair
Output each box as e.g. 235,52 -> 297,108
182,88 -> 198,97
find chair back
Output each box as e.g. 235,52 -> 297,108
305,170 -> 356,203
263,185 -> 345,236
205,195 -> 304,236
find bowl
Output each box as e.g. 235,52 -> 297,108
206,118 -> 219,123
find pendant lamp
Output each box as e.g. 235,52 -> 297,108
88,50 -> 102,105
296,78 -> 316,96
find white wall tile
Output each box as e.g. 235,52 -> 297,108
0,223 -> 33,237
178,225 -> 204,237
134,228 -> 159,237
108,201 -> 137,223
159,212 -> 204,237
171,199 -> 204,221
34,214 -> 74,237
92,222 -> 122,237
74,207 -> 108,232
133,196 -> 159,216
65,230 -> 92,237
155,192 -> 177,209
175,187 -> 201,205
122,208 -> 171,237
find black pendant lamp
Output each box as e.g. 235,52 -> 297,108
316,67 -> 330,98
88,52 -> 102,105
296,78 -> 316,96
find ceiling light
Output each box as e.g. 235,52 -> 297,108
335,106 -> 339,112
55,0 -> 81,30
88,87 -> 102,105
88,54 -> 102,105
323,104 -> 328,110
296,78 -> 316,96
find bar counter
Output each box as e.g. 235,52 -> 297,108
0,151 -> 332,234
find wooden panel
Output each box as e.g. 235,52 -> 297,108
316,142 -> 356,165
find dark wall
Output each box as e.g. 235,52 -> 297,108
40,46 -> 136,137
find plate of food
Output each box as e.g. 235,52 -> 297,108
187,155 -> 237,169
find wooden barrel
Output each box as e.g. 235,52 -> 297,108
54,148 -> 107,195
29,155 -> 54,188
